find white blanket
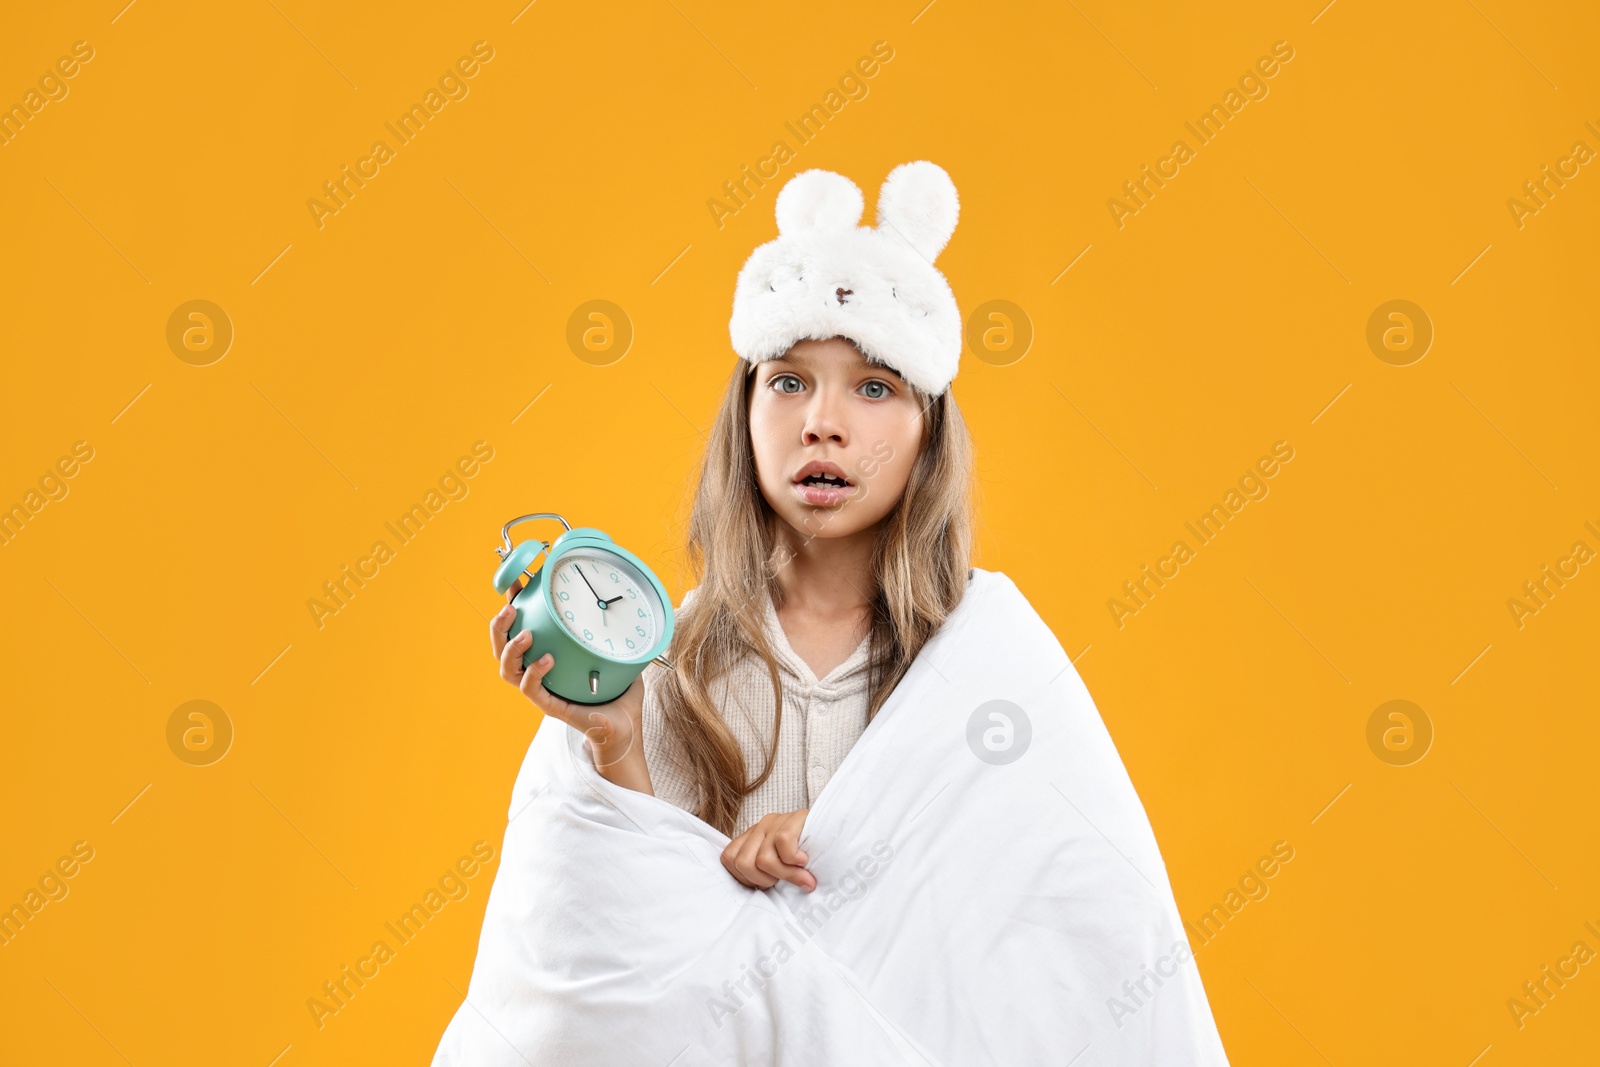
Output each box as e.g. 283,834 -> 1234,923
433,568 -> 1231,1065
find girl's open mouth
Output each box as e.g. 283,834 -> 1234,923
793,469 -> 856,506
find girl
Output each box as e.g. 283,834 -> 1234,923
444,162 -> 1233,1065
489,160 -> 974,896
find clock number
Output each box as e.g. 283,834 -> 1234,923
627,588 -> 637,599
625,638 -> 636,650
605,638 -> 614,650
564,610 -> 575,621
637,607 -> 647,618
560,570 -> 570,584
609,571 -> 620,582
635,625 -> 646,637
557,590 -> 570,601
583,628 -> 594,640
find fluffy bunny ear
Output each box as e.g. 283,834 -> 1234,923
876,161 -> 959,261
775,169 -> 864,238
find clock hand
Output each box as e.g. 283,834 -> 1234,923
574,563 -> 605,607
587,564 -> 629,610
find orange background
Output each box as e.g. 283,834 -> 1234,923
2,1 -> 1597,1064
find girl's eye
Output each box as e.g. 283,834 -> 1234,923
771,373 -> 803,394
859,380 -> 892,399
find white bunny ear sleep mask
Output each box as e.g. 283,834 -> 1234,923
728,160 -> 963,398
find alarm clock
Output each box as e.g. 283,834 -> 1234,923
492,512 -> 676,704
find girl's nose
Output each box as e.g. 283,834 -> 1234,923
801,393 -> 847,445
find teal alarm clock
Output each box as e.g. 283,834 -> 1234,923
492,513 -> 675,704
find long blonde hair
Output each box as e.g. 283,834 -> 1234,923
654,356 -> 978,835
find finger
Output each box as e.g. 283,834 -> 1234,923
722,837 -> 777,889
499,630 -> 534,685
737,834 -> 780,889
517,649 -> 555,706
506,577 -> 523,603
723,863 -> 769,890
755,839 -> 815,892
489,603 -> 516,659
719,842 -> 750,886
727,858 -> 776,890
773,826 -> 808,868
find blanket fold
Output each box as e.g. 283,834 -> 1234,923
433,568 -> 1231,1066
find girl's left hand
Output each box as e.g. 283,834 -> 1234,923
722,809 -> 814,892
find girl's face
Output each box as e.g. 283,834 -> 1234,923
748,336 -> 925,544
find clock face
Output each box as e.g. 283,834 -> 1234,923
547,550 -> 664,661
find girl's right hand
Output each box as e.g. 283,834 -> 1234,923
491,578 -> 651,792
